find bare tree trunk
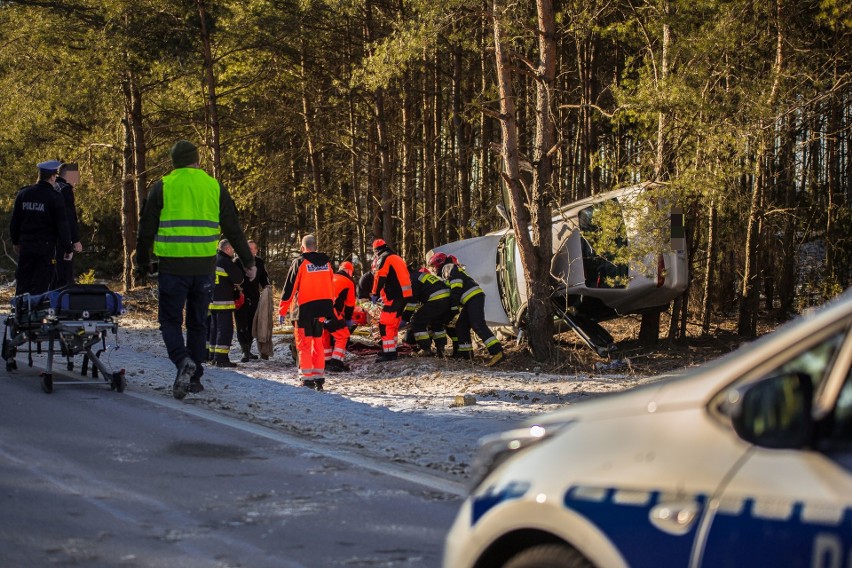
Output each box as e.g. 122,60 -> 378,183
739,0 -> 784,337
422,48 -> 436,253
300,39 -> 324,241
701,201 -> 717,334
129,78 -> 147,210
453,42 -> 472,239
642,3 -> 672,346
121,114 -> 135,292
196,0 -> 221,177
401,76 -> 417,260
492,0 -> 556,362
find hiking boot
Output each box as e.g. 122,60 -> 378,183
260,354 -> 269,360
213,359 -> 238,368
485,351 -> 505,367
452,352 -> 473,360
325,359 -> 350,372
240,354 -> 250,363
173,357 -> 196,400
189,381 -> 205,394
375,351 -> 398,363
313,378 -> 325,391
300,379 -> 316,389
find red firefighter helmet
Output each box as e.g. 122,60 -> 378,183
339,261 -> 354,277
428,252 -> 448,269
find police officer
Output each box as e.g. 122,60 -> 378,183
54,163 -> 83,287
9,160 -> 73,296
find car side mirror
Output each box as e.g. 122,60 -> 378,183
728,372 -> 814,449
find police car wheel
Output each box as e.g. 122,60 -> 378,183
503,544 -> 592,568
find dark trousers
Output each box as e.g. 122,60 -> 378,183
410,297 -> 450,352
53,250 -> 74,288
208,309 -> 236,362
456,294 -> 502,356
15,242 -> 55,296
157,272 -> 214,375
234,295 -> 259,349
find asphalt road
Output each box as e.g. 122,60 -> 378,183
0,365 -> 462,567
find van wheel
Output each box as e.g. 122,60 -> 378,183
504,544 -> 593,568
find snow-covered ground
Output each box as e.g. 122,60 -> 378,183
87,313 -> 664,483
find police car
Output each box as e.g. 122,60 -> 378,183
444,290 -> 852,568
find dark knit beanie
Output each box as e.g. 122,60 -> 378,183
170,140 -> 199,168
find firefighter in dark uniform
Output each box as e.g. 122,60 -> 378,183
9,160 -> 73,296
53,163 -> 83,287
370,239 -> 413,362
278,234 -> 335,390
208,239 -> 245,367
429,252 -> 504,366
402,267 -> 451,356
323,261 -> 357,372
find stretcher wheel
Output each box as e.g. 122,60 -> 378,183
41,373 -> 53,394
110,370 -> 126,393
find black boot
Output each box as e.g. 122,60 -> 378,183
240,343 -> 258,363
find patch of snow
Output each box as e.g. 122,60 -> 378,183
53,316 -> 649,481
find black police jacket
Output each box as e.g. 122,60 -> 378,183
9,181 -> 72,253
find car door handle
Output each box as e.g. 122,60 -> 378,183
649,501 -> 701,535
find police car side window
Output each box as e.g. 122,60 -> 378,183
827,372 -> 852,451
772,331 -> 845,391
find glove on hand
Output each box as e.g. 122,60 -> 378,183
278,315 -> 286,325
370,294 -> 379,304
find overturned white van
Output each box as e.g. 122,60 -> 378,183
428,183 -> 688,354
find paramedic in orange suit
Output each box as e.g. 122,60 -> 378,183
278,234 -> 335,390
322,261 -> 356,372
370,239 -> 412,362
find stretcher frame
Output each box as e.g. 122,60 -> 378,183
2,292 -> 126,394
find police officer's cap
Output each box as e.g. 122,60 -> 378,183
37,160 -> 62,172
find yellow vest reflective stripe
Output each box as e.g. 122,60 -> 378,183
154,168 -> 220,258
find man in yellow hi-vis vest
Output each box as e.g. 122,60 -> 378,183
135,140 -> 256,400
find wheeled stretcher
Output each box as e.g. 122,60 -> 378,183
2,284 -> 126,394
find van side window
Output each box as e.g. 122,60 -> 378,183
578,202 -> 628,289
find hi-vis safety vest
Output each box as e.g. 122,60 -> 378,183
154,168 -> 220,258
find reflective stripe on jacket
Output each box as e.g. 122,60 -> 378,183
410,269 -> 451,304
154,168 -> 220,258
372,248 -> 413,301
441,263 -> 484,306
279,251 -> 335,323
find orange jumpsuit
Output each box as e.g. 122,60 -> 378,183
278,251 -> 335,386
371,244 -> 412,358
323,270 -> 356,363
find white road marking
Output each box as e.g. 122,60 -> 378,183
125,389 -> 468,497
